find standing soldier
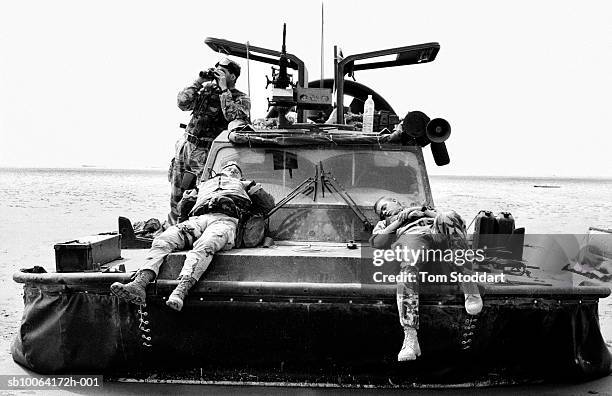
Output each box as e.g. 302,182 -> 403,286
169,57 -> 250,224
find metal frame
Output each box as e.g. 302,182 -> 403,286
205,37 -> 308,87
13,272 -> 611,297
334,43 -> 440,124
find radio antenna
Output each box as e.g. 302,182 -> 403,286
245,41 -> 251,97
282,23 -> 286,54
320,2 -> 324,88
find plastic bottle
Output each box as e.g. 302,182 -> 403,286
362,95 -> 375,133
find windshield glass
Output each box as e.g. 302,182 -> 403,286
211,146 -> 430,242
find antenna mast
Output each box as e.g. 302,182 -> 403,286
245,41 -> 251,97
320,2 -> 324,88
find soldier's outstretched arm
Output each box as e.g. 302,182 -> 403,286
177,77 -> 205,111
220,92 -> 251,122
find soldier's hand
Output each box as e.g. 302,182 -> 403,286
197,68 -> 215,84
396,208 -> 411,223
396,206 -> 424,223
215,69 -> 228,90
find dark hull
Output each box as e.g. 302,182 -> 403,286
11,271 -> 611,385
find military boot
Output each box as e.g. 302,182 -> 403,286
464,293 -> 483,315
110,269 -> 155,305
166,275 -> 197,312
398,327 -> 421,361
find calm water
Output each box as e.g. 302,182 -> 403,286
431,175 -> 612,234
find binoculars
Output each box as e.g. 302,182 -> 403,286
199,68 -> 217,80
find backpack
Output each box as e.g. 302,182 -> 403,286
235,187 -> 275,248
235,214 -> 268,248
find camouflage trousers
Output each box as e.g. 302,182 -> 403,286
138,213 -> 238,281
395,210 -> 478,330
168,137 -> 209,225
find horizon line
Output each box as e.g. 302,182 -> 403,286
1,165 -> 611,181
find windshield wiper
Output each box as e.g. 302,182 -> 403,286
265,164 -> 374,231
265,167 -> 318,218
319,162 -> 373,231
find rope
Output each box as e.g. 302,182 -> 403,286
138,304 -> 152,348
466,213 -> 479,232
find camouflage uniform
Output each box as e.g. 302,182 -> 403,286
140,174 -> 261,281
372,210 -> 470,330
138,212 -> 238,280
169,81 -> 250,224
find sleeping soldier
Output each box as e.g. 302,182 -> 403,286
371,197 -> 483,361
112,161 -> 274,311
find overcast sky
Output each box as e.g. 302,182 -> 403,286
1,0 -> 611,177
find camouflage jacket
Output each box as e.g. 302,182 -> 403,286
177,81 -> 250,140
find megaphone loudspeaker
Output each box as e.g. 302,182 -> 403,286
426,118 -> 451,143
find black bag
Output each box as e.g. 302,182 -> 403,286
249,187 -> 275,215
234,186 -> 275,248
177,190 -> 198,223
235,214 -> 268,248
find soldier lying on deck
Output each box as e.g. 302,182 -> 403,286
371,197 -> 483,361
111,161 -> 274,311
